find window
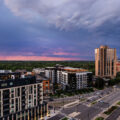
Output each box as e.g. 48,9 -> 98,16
12,99 -> 14,104
34,85 -> 36,88
29,86 -> 33,94
29,95 -> 31,100
17,88 -> 20,96
1,83 -> 7,87
10,82 -> 13,86
11,94 -> 14,98
34,100 -> 36,106
11,88 -> 14,92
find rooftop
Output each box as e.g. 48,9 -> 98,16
0,75 -> 37,89
63,67 -> 88,72
100,45 -> 109,49
36,75 -> 49,81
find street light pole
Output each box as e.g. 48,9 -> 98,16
63,95 -> 64,110
79,95 -> 80,103
76,95 -> 80,113
54,106 -> 55,113
61,94 -> 65,110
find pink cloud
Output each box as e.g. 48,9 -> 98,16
53,52 -> 80,56
0,56 -> 82,61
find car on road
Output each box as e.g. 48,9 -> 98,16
99,100 -> 104,103
49,98 -> 54,101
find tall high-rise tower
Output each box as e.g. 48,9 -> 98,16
95,45 -> 117,78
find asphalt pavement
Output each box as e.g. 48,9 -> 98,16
47,113 -> 65,120
105,108 -> 120,120
47,87 -> 120,120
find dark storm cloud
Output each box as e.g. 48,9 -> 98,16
0,0 -> 120,60
4,0 -> 120,30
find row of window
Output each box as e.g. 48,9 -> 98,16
0,83 -> 42,117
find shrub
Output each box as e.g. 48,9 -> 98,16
104,106 -> 118,115
95,117 -> 104,120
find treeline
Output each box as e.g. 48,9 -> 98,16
51,88 -> 94,97
0,61 -> 95,72
109,72 -> 120,86
94,72 -> 120,89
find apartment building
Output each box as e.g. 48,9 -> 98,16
60,71 -> 92,90
95,45 -> 117,78
76,72 -> 90,89
0,72 -> 48,120
45,65 -> 93,90
57,67 -> 88,84
45,67 -> 56,84
45,65 -> 64,84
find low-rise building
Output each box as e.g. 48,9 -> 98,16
15,69 -> 27,74
25,72 -> 35,76
0,70 -> 12,73
116,60 -> 120,73
0,72 -> 21,80
36,75 -> 52,96
43,79 -> 51,96
32,68 -> 45,75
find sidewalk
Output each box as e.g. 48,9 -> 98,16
93,90 -> 120,120
64,100 -> 79,108
43,110 -> 59,120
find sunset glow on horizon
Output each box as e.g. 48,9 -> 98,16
0,56 -> 82,61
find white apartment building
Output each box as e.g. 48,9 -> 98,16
45,65 -> 93,90
45,67 -> 55,83
76,72 -> 88,89
60,71 -> 92,90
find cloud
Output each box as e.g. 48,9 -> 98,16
1,0 -> 120,60
53,52 -> 80,56
4,0 -> 120,30
0,56 -> 82,61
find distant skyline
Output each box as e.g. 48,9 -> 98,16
0,0 -> 120,61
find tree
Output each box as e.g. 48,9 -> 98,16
95,77 -> 104,89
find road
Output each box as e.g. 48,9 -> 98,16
47,87 -> 120,120
74,90 -> 120,120
103,91 -> 120,105
105,108 -> 120,120
48,87 -> 112,104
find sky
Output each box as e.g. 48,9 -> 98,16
0,0 -> 120,61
